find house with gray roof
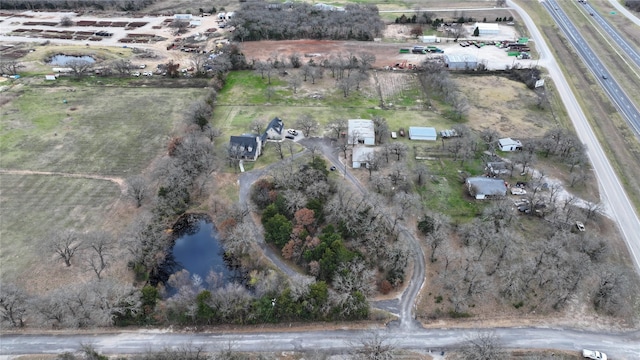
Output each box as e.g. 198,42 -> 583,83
466,177 -> 507,199
229,135 -> 263,161
263,117 -> 285,141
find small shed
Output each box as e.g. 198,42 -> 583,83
174,14 -> 193,21
348,119 -> 375,145
474,23 -> 500,35
45,74 -> 57,80
409,127 -> 437,141
420,35 -> 438,43
466,177 -> 507,199
444,54 -> 478,70
352,146 -> 375,169
498,138 -> 522,151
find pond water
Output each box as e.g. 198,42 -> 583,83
169,218 -> 242,290
48,54 -> 96,66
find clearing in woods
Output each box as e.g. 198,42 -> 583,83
0,85 -> 207,286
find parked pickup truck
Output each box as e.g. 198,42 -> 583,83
582,349 -> 607,360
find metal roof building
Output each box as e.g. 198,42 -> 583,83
348,119 -> 375,145
466,177 -> 507,199
474,23 -> 500,35
352,147 -> 375,169
409,127 -> 437,141
444,54 -> 478,70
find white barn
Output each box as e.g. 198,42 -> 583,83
352,147 -> 375,169
409,127 -> 437,141
444,54 -> 478,70
498,137 -> 522,151
474,23 -> 500,35
348,119 -> 376,145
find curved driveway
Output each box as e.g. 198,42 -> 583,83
1,3 -> 640,357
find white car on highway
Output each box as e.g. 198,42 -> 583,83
582,349 -> 607,360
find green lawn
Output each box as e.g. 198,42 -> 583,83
0,84 -> 208,281
0,174 -> 121,280
0,86 -> 207,176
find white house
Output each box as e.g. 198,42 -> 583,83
498,137 -> 522,151
352,147 -> 375,169
348,119 -> 375,145
409,127 -> 437,141
474,22 -> 500,35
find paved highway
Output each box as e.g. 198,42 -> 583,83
581,1 -> 640,70
1,327 -> 639,358
510,0 -> 640,272
544,0 -> 640,136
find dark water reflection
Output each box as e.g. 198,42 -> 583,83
162,216 -> 244,294
48,54 -> 96,66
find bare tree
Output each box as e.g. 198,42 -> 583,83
83,231 -> 113,280
593,266 -> 634,316
249,118 -> 266,135
125,175 -> 148,208
0,60 -> 25,75
46,229 -> 83,267
60,15 -> 74,27
111,58 -> 132,77
265,86 -> 275,102
295,114 -> 319,137
288,74 -> 302,94
480,128 -> 499,152
387,142 -> 408,161
326,118 -> 348,139
67,59 -> 93,78
351,330 -> 396,360
0,282 -> 29,327
254,60 -> 274,83
458,331 -> 505,360
414,163 -> 429,186
170,19 -> 189,34
185,100 -> 213,131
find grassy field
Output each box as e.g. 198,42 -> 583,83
0,86 -> 206,176
0,84 -> 208,282
0,174 -> 121,280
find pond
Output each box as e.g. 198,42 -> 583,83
48,54 -> 96,66
167,216 -> 243,292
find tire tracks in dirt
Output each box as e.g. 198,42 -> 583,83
0,169 -> 126,193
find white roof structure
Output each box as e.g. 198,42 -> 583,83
474,23 -> 500,33
498,137 -> 522,151
348,119 -> 375,145
409,127 -> 437,141
352,147 -> 375,168
444,54 -> 478,63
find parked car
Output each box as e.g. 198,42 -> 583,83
582,349 -> 606,360
287,129 -> 298,136
132,72 -> 141,77
391,132 -> 397,139
139,64 -> 147,69
399,128 -> 405,137
329,166 -> 336,171
576,221 -> 586,232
